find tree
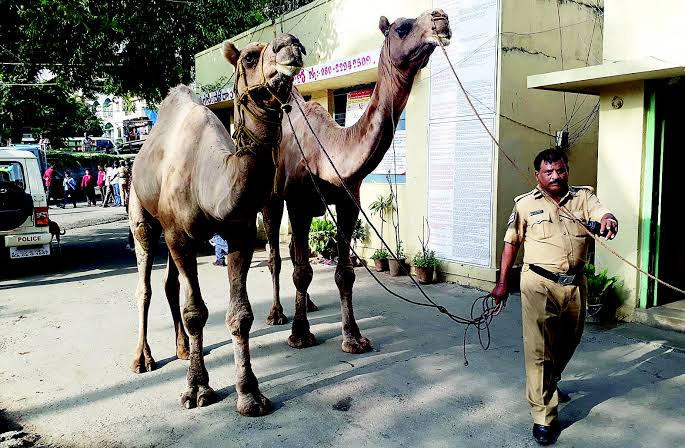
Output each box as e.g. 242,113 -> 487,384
0,0 -> 313,143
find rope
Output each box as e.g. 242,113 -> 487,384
435,42 -> 685,298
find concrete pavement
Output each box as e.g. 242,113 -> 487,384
1,220 -> 684,447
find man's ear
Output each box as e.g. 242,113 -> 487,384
223,41 -> 240,67
379,16 -> 390,36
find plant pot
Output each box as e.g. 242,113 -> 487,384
586,303 -> 604,323
374,258 -> 389,272
388,258 -> 406,277
415,266 -> 434,284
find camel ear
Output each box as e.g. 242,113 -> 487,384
223,40 -> 240,67
379,16 -> 390,35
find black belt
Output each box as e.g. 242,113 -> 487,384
529,264 -> 581,286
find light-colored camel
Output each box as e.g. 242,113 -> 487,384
128,34 -> 305,415
262,10 -> 451,353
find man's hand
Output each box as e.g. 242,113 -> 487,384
491,282 -> 509,306
600,214 -> 619,240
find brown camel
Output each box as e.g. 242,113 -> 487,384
128,34 -> 305,415
262,10 -> 451,353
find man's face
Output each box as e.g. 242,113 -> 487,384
536,160 -> 569,196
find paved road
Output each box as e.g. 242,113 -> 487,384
1,220 -> 684,447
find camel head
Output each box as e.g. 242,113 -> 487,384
378,8 -> 451,71
223,34 -> 306,113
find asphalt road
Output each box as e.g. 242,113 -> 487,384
1,220 -> 684,448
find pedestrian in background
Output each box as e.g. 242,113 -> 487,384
96,165 -> 106,203
43,163 -> 56,207
117,160 -> 130,206
81,169 -> 96,206
209,234 -> 228,266
62,172 -> 77,208
111,161 -> 121,206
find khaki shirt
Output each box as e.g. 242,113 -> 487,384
504,185 -> 611,273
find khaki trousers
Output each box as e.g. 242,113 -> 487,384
520,268 -> 586,425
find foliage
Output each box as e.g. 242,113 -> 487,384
351,219 -> 367,249
414,218 -> 438,267
46,150 -> 125,172
0,1 -> 313,142
371,248 -> 389,260
385,174 -> 402,258
413,249 -> 439,268
369,193 -> 394,240
584,263 -> 619,306
309,217 -> 337,259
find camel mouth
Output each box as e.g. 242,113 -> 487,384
276,63 -> 303,77
426,34 -> 451,47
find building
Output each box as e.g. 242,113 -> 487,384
194,0 -> 602,290
89,94 -> 153,144
529,0 -> 685,324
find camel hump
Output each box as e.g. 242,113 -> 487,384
159,85 -> 203,114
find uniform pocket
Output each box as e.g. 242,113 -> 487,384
528,211 -> 553,239
562,211 -> 588,237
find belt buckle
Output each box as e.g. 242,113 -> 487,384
557,274 -> 575,285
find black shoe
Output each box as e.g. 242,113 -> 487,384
212,260 -> 226,266
533,423 -> 559,445
557,388 -> 571,403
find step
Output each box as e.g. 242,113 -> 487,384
633,305 -> 685,333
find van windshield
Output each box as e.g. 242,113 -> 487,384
0,162 -> 27,191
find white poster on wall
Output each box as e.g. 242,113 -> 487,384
427,0 -> 498,267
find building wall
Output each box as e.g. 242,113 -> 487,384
195,0 -> 602,291
595,81 -> 645,318
497,0 -> 603,266
603,0 -> 685,63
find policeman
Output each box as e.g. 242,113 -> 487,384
491,148 -> 618,445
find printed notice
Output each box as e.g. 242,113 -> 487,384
427,0 -> 498,267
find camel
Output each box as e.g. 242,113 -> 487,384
128,34 -> 305,415
262,10 -> 452,354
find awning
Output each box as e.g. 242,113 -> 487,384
528,57 -> 685,94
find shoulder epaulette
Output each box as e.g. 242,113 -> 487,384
571,185 -> 595,194
514,190 -> 536,203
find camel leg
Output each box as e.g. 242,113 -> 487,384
336,200 -> 372,354
287,208 -> 316,349
165,232 -> 214,409
225,221 -> 272,416
263,198 -> 288,325
164,256 -> 190,360
129,186 -> 162,373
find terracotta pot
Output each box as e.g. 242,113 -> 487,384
374,258 -> 389,272
415,266 -> 434,284
388,258 -> 406,276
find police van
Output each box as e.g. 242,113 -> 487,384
0,148 -> 52,260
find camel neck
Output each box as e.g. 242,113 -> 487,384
342,47 -> 417,181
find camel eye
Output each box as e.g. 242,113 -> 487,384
395,21 -> 413,38
243,52 -> 258,65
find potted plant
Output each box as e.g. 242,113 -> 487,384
584,263 -> 619,323
412,219 -> 439,284
369,193 -> 394,242
388,242 -> 406,276
371,248 -> 389,272
350,218 -> 368,266
309,217 -> 337,260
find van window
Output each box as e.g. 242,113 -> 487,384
0,162 -> 27,191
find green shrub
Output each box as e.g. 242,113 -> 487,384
46,150 -> 126,172
371,248 -> 389,260
584,263 -> 619,306
413,249 -> 439,268
309,218 -> 337,259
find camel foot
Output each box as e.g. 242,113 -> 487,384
306,294 -> 319,312
265,306 -> 288,326
176,337 -> 190,360
237,391 -> 273,416
131,350 -> 156,373
342,336 -> 373,354
180,385 -> 215,409
288,332 -> 317,349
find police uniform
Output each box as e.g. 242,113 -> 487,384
504,185 -> 611,426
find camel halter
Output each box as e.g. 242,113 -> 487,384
232,45 -> 292,166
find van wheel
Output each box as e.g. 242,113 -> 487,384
0,181 -> 33,231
